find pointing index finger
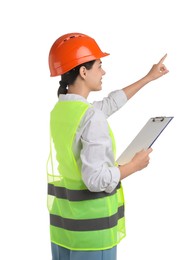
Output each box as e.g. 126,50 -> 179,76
158,53 -> 167,64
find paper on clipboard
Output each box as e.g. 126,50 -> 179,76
116,116 -> 174,165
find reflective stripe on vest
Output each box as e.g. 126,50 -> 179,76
47,100 -> 126,250
48,182 -> 121,201
50,205 -> 124,231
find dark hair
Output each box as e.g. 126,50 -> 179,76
57,60 -> 95,97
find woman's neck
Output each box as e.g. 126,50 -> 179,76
68,83 -> 90,99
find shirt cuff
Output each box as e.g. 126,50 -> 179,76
105,166 -> 121,193
108,89 -> 128,109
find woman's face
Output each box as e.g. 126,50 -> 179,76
84,59 -> 106,92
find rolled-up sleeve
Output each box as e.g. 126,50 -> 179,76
80,108 -> 120,193
92,89 -> 128,118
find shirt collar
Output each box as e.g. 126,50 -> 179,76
59,94 -> 90,104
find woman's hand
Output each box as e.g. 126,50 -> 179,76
145,54 -> 169,81
119,148 -> 153,180
122,54 -> 169,99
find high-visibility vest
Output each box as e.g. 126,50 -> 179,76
47,100 -> 126,250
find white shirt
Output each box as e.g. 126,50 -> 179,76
59,89 -> 128,193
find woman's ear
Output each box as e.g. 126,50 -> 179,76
79,66 -> 86,79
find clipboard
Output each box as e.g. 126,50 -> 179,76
116,116 -> 174,165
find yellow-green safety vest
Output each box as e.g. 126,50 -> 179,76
47,100 -> 126,250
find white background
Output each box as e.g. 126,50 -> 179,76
0,0 -> 192,259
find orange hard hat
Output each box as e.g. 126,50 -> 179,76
48,32 -> 110,77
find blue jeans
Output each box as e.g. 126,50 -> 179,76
51,243 -> 117,260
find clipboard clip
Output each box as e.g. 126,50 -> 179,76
152,116 -> 165,122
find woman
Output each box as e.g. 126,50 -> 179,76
47,32 -> 169,260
